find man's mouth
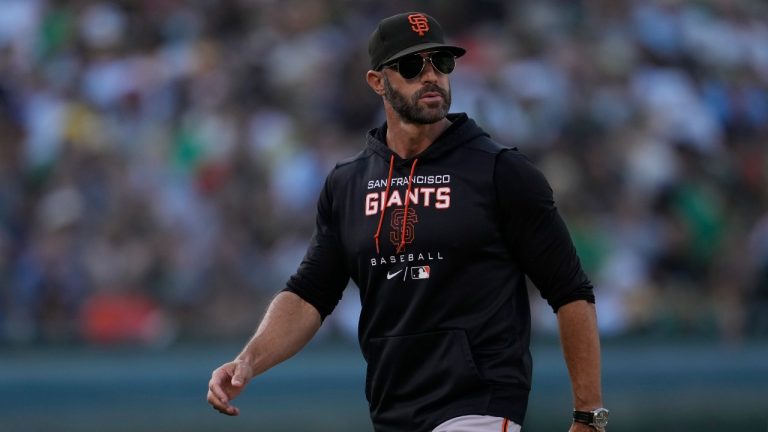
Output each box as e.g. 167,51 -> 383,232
419,92 -> 443,102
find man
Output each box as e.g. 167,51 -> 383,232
208,12 -> 607,432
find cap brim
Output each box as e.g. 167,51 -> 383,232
379,43 -> 466,69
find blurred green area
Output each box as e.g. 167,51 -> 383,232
1,337 -> 766,432
2,0 -> 768,351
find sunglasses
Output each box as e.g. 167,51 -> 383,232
382,51 -> 456,79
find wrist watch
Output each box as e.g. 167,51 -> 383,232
573,407 -> 609,431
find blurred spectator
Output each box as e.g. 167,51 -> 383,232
0,0 -> 766,346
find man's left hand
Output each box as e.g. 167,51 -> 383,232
569,422 -> 599,432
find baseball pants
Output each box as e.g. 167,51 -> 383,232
432,415 -> 522,432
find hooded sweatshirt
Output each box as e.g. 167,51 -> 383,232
284,113 -> 594,431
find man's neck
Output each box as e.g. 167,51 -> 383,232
385,117 -> 452,159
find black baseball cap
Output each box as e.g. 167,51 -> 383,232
368,12 -> 466,71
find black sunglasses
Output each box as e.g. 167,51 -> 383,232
382,51 -> 456,79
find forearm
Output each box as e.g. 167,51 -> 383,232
235,291 -> 322,377
557,300 -> 603,410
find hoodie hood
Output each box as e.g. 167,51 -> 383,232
366,113 -> 491,165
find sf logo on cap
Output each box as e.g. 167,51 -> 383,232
408,13 -> 430,36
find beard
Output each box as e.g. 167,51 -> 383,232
382,75 -> 451,125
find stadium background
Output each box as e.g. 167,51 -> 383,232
1,0 -> 767,430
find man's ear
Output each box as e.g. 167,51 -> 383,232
366,70 -> 385,96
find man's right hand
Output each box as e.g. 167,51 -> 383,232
207,360 -> 254,416
205,292 -> 322,416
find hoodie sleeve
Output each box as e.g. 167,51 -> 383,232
494,149 -> 594,312
283,170 -> 349,320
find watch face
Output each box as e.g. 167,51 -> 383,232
594,408 -> 609,427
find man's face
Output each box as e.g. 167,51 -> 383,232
381,67 -> 452,125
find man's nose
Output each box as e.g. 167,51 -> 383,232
419,59 -> 439,81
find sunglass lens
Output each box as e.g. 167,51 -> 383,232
397,55 -> 425,79
431,52 -> 455,74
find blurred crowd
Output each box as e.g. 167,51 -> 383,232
0,0 -> 766,346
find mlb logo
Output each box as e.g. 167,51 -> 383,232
411,266 -> 430,279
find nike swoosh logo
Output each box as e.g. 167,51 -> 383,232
386,269 -> 403,280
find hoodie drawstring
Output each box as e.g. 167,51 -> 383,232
373,155 -> 419,255
398,158 -> 418,253
374,154 -> 395,254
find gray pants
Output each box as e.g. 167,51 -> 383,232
432,415 -> 522,432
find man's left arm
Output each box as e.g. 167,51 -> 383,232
557,299 -> 603,432
493,151 -> 605,429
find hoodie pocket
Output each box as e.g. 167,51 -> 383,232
365,330 -> 491,425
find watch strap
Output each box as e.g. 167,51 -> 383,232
573,410 -> 594,425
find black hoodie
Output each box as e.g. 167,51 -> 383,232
284,113 -> 594,431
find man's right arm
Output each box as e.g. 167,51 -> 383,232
207,291 -> 322,415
